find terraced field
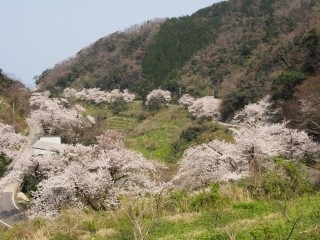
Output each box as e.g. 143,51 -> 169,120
105,116 -> 139,131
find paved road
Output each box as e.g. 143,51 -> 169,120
0,192 -> 25,227
0,119 -> 43,227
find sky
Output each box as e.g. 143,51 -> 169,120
0,0 -> 220,88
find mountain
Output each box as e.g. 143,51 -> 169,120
0,69 -> 30,132
37,0 -> 320,135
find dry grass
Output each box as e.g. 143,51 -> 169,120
158,229 -> 205,240
220,183 -> 252,202
226,213 -> 281,230
163,212 -> 201,224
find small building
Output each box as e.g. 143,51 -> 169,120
32,136 -> 62,155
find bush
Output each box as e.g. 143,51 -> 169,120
240,158 -> 312,200
135,113 -> 146,122
163,184 -> 226,213
0,155 -> 11,177
190,183 -> 226,211
108,97 -> 128,115
146,96 -> 165,112
170,122 -> 231,162
272,70 -> 307,100
180,125 -> 203,142
21,174 -> 40,196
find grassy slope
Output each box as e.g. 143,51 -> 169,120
76,100 -> 233,163
77,100 -> 190,163
125,106 -> 191,162
2,188 -> 319,239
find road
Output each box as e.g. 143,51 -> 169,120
0,190 -> 25,227
0,119 -> 43,227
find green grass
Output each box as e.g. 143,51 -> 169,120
78,100 -> 234,163
79,101 -> 193,163
2,188 -> 320,240
104,116 -> 139,131
125,106 -> 191,162
170,121 -> 234,161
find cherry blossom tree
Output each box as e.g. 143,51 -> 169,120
26,133 -> 166,218
231,95 -> 276,125
178,94 -> 195,106
146,89 -> 171,105
188,96 -> 221,119
29,91 -> 93,142
97,130 -> 124,153
30,91 -> 85,130
28,144 -> 111,217
232,122 -> 319,162
0,122 -> 26,160
62,87 -> 77,98
172,140 -> 248,189
173,96 -> 320,189
63,87 -> 135,104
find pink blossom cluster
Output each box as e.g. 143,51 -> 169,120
231,95 -> 276,125
178,94 -> 195,106
146,89 -> 171,105
172,139 -> 247,189
173,97 -> 319,189
63,88 -> 135,103
21,132 -> 166,218
29,91 -> 91,134
0,123 -> 26,160
188,96 -> 221,119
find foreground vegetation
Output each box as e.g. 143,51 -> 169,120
3,158 -> 320,239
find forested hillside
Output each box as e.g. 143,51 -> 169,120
0,70 -> 30,132
37,0 -> 320,136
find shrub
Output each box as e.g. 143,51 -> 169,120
0,154 -> 11,177
190,183 -> 226,211
108,97 -> 128,115
137,113 -> 147,122
163,184 -> 226,213
272,70 -> 307,100
21,174 -> 40,196
240,158 -> 312,200
146,96 -> 165,112
170,122 -> 230,162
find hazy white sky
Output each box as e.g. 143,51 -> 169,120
0,0 -> 220,88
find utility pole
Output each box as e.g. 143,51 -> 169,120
12,101 -> 15,123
